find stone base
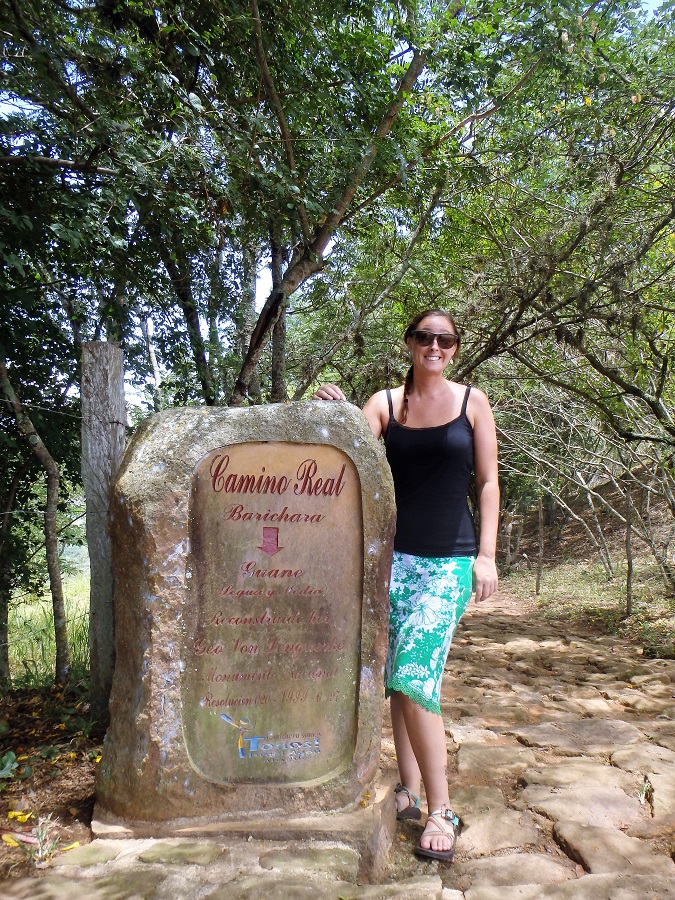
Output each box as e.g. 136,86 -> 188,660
92,770 -> 397,884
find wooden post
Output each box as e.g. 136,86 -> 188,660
81,342 -> 126,724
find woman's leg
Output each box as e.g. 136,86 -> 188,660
390,691 -> 421,802
393,691 -> 454,853
386,554 -> 473,851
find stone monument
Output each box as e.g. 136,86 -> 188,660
95,402 -> 395,831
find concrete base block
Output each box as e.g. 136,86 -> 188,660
92,770 -> 398,883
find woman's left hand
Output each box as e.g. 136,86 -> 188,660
473,553 -> 498,603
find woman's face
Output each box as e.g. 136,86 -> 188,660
406,314 -> 458,373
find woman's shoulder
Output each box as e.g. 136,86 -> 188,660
362,386 -> 405,436
365,385 -> 404,406
462,383 -> 495,426
462,382 -> 489,401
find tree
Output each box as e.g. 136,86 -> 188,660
0,135 -> 86,685
495,373 -> 675,589
1,0 -> 600,403
1,0 -> 674,676
0,355 -> 72,685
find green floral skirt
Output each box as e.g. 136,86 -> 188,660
385,552 -> 475,714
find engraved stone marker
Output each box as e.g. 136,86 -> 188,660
95,403 -> 395,828
184,442 -> 362,784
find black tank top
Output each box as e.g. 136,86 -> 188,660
384,386 -> 477,557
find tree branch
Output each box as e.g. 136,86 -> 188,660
6,0 -> 99,123
345,56 -> 543,222
0,154 -> 117,176
248,0 -> 311,241
228,46 -> 428,406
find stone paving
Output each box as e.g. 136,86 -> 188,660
2,595 -> 674,899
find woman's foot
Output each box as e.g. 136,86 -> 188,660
394,783 -> 422,821
415,807 -> 460,862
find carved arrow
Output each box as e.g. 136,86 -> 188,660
257,526 -> 283,556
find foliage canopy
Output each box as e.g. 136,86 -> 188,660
1,0 -> 674,650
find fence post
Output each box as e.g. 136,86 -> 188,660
81,342 -> 126,724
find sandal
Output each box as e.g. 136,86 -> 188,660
394,783 -> 422,821
414,806 -> 460,862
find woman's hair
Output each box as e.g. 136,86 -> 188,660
401,309 -> 460,424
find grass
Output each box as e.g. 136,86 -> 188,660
8,573 -> 90,689
503,554 -> 675,659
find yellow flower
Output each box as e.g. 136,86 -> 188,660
7,811 -> 33,823
584,97 -> 592,106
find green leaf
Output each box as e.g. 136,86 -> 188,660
0,752 -> 18,779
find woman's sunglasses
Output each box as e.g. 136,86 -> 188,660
409,330 -> 459,349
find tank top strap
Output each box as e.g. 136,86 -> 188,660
386,388 -> 395,422
460,385 -> 472,418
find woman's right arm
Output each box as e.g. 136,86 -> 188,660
361,391 -> 389,439
313,383 -> 346,401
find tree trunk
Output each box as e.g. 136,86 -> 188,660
0,465 -> 27,686
270,232 -> 287,402
234,241 -> 261,403
81,342 -> 127,723
0,352 -> 70,686
140,318 -> 162,411
536,495 -> 544,596
584,488 -> 614,577
148,220 -> 218,405
228,49 -> 427,406
270,309 -> 287,402
0,541 -> 13,685
207,233 -> 226,390
0,578 -> 10,687
625,485 -> 633,618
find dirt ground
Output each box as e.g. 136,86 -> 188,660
0,686 -> 103,879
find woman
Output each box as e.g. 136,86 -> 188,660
315,309 -> 499,862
